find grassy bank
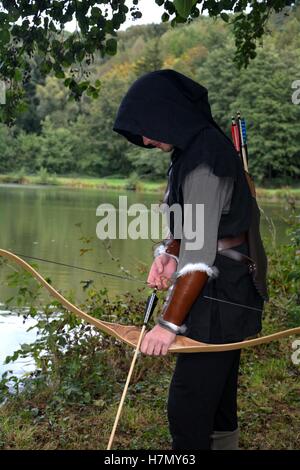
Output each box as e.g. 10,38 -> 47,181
0,172 -> 299,201
256,187 -> 300,202
0,173 -> 166,193
0,315 -> 299,450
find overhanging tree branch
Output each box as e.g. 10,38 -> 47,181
0,0 -> 297,124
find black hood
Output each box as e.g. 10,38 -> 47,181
113,69 -> 244,182
113,69 -> 231,150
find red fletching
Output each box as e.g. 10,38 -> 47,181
231,119 -> 241,152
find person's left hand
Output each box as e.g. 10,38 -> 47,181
140,324 -> 176,356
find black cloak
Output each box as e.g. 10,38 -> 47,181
113,69 -> 267,343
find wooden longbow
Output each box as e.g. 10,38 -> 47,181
0,248 -> 299,353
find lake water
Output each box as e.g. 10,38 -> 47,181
0,184 -> 296,377
0,307 -> 37,378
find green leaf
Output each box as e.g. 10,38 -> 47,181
55,69 -> 65,79
14,69 -> 22,82
220,12 -> 230,22
105,38 -> 117,56
8,9 -> 20,22
91,7 -> 102,19
62,51 -> 74,67
53,63 -> 65,79
174,0 -> 198,19
40,60 -> 52,75
0,28 -> 10,45
20,343 -> 32,353
64,77 -> 72,87
78,81 -> 89,91
76,49 -> 85,62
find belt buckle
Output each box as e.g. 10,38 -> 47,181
249,263 -> 256,274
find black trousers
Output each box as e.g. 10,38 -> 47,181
167,349 -> 241,450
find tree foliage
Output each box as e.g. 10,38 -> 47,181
0,0 -> 298,123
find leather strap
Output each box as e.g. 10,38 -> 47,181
162,232 -> 254,268
161,232 -> 247,259
164,237 -> 180,257
218,248 -> 256,270
217,232 -> 255,268
217,232 -> 246,251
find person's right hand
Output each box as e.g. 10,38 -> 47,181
147,254 -> 177,290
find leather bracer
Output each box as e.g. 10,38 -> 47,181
164,236 -> 180,258
160,270 -> 208,328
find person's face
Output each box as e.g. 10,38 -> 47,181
142,136 -> 174,152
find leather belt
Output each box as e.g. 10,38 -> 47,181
217,232 -> 256,271
217,232 -> 246,251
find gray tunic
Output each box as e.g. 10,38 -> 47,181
176,163 -> 234,273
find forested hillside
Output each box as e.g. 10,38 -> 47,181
0,6 -> 299,184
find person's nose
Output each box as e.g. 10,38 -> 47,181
143,136 -> 152,146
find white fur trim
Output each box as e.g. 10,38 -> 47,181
154,244 -> 179,263
154,244 -> 165,257
177,262 -> 219,278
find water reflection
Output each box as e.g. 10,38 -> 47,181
0,307 -> 37,377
